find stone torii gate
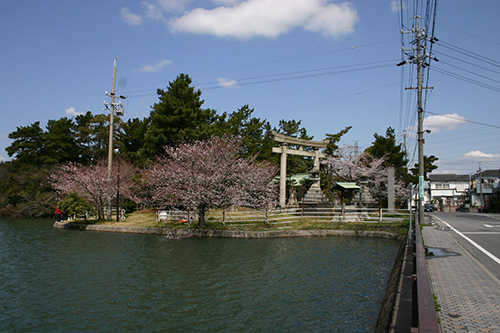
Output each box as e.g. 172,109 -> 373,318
269,131 -> 330,208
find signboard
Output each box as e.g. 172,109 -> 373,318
419,175 -> 424,200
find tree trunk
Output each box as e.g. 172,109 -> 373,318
198,207 -> 206,227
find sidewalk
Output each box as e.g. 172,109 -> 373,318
422,218 -> 500,333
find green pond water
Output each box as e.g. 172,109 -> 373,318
0,218 -> 400,332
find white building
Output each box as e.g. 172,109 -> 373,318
429,174 -> 470,211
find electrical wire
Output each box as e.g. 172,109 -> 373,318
433,50 -> 500,76
118,39 -> 399,92
438,41 -> 500,68
425,111 -> 500,129
432,67 -> 500,92
122,59 -> 398,96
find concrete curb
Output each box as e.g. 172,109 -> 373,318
53,221 -> 404,240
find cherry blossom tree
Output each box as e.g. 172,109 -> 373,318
141,136 -> 278,227
50,158 -> 137,220
322,144 -> 409,204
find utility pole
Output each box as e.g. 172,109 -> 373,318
479,164 -> 483,211
416,16 -> 425,226
104,57 -> 125,220
398,16 -> 438,226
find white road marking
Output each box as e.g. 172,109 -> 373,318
432,215 -> 500,266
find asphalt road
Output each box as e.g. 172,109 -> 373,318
429,212 -> 500,280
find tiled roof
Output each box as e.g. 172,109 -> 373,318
429,174 -> 469,182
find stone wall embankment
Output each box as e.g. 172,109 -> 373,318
53,221 -> 404,240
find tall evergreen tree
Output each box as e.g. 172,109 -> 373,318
6,121 -> 45,169
365,127 -> 409,182
119,117 -> 149,166
141,74 -> 219,160
409,155 -> 439,183
217,105 -> 274,160
44,117 -> 79,165
324,126 -> 352,156
273,119 -> 314,175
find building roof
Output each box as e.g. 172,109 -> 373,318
429,174 -> 469,182
334,182 -> 360,190
273,173 -> 311,186
473,169 -> 500,178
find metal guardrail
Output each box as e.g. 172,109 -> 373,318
156,207 -> 410,224
411,213 -> 440,332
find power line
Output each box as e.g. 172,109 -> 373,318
199,62 -> 397,91
437,23 -> 500,46
433,50 -> 500,76
118,39 -> 399,92
425,111 -> 500,129
432,67 -> 500,92
439,60 -> 500,84
438,41 -> 500,68
122,59 -> 398,96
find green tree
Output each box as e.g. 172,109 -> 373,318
324,126 -> 352,156
217,105 -> 274,160
119,117 -> 149,166
44,117 -> 79,165
89,113 -> 113,161
408,155 -> 439,183
0,166 -> 56,218
58,193 -> 93,221
6,121 -> 45,169
272,119 -> 314,175
365,127 -> 409,182
141,74 -> 219,160
321,126 -> 352,197
74,111 -> 95,162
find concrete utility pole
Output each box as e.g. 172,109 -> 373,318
399,16 -> 437,225
104,57 -> 125,219
416,16 -> 425,226
479,165 -> 483,211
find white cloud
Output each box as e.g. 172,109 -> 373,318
0,155 -> 7,162
143,1 -> 167,22
65,107 -> 84,117
121,7 -> 144,26
137,59 -> 172,73
218,77 -> 239,88
169,0 -> 359,39
462,150 -> 500,162
157,0 -> 195,12
424,113 -> 467,133
213,0 -> 242,6
390,1 -> 406,13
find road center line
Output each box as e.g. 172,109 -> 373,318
432,216 -> 500,266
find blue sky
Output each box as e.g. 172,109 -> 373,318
1,0 -> 498,175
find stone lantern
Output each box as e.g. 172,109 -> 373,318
359,171 -> 369,207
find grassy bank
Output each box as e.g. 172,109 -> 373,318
68,209 -> 410,236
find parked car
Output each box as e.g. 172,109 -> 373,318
424,204 -> 433,212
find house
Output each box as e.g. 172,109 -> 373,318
429,174 -> 470,211
471,169 -> 500,208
